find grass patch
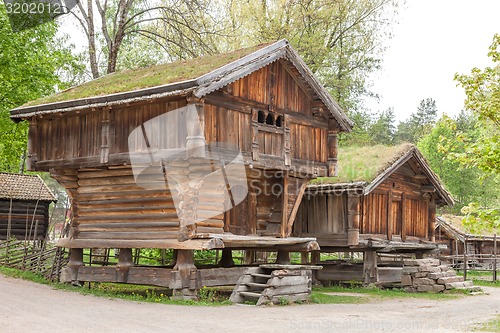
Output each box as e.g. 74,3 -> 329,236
313,285 -> 468,300
475,315 -> 500,332
310,292 -> 366,304
0,266 -> 231,306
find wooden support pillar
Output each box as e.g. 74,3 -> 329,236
244,250 -> 254,265
185,102 -> 206,158
301,252 -> 309,264
401,192 -> 407,242
116,248 -> 134,283
173,250 -> 198,300
387,190 -> 393,241
280,174 -> 289,238
363,250 -> 378,285
251,109 -> 260,161
428,200 -> 436,242
327,119 -> 339,177
276,250 -> 290,265
218,249 -> 235,268
347,192 -> 360,246
67,248 -> 84,285
463,237 -> 468,281
27,116 -> 38,171
311,250 -> 320,265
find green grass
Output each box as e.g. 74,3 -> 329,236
310,143 -> 414,184
313,285 -> 469,300
310,292 -> 367,304
23,43 -> 270,107
476,315 -> 500,332
0,266 -> 231,306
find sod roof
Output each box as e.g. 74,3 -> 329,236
23,43 -> 270,107
311,143 -> 415,184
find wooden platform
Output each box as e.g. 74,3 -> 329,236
57,233 -> 320,252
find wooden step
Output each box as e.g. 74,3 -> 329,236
239,291 -> 262,299
251,273 -> 271,279
245,282 -> 268,289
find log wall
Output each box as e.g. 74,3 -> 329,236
0,200 -> 50,240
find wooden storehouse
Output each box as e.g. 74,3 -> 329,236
10,40 -> 352,296
436,216 -> 498,268
293,144 -> 454,284
0,173 -> 56,240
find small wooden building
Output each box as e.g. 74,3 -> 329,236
0,173 -> 56,240
10,40 -> 352,295
293,144 -> 454,284
436,216 -> 498,268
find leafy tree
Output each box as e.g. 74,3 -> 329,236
454,33 -> 500,174
395,98 -> 438,144
339,109 -> 373,147
369,107 -> 396,145
451,34 -> 500,232
224,0 -> 399,111
418,114 -> 499,213
71,0 -> 226,78
0,7 -> 76,172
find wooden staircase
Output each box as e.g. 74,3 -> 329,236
230,265 -> 317,305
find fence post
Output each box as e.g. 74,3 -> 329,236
494,234 -> 497,282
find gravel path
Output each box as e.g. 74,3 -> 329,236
1,274 -> 499,333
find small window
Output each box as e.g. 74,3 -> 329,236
266,113 -> 274,125
276,115 -> 283,127
258,111 -> 265,123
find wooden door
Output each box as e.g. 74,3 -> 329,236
391,201 -> 402,237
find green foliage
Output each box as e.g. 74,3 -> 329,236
461,203 -> 499,234
454,34 -> 500,174
417,114 -> 500,213
225,0 -> 399,111
395,98 -> 438,144
0,6 -> 79,172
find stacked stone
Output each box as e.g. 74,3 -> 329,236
401,258 -> 479,293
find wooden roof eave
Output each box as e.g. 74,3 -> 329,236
436,217 -> 497,242
364,148 -> 454,206
10,82 -> 197,120
193,40 -> 353,132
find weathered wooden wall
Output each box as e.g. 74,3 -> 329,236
294,193 -> 347,235
361,169 -> 430,239
0,200 -> 49,240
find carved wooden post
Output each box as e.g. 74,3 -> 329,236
387,190 -> 393,241
311,250 -> 320,264
27,116 -> 38,171
280,174 -> 289,237
251,109 -> 260,161
100,108 -> 110,164
218,249 -> 234,268
363,250 -> 378,285
173,249 -> 198,300
283,115 -> 291,166
185,103 -> 206,158
401,192 -> 407,242
428,199 -> 436,242
276,250 -> 290,265
327,119 -> 339,176
116,248 -> 134,283
347,191 -> 360,246
67,248 -> 84,285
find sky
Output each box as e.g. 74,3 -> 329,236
363,0 -> 500,123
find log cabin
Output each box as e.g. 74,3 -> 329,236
436,216 -> 498,269
293,144 -> 454,284
0,173 -> 56,240
10,40 -> 353,296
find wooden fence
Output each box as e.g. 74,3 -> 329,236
0,239 -> 67,281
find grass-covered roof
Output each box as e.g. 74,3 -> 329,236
23,43 -> 271,107
311,143 -> 414,184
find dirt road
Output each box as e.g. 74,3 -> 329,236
1,274 -> 499,333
